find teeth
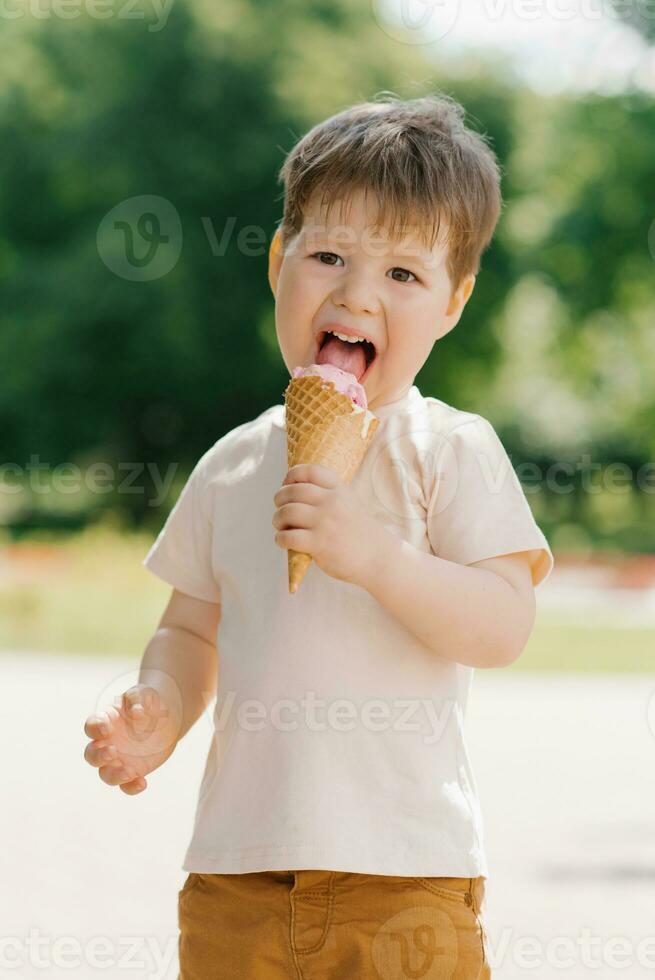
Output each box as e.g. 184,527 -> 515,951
329,329 -> 368,344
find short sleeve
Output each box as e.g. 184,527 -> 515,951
142,452 -> 222,603
426,417 -> 554,588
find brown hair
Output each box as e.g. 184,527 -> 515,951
275,92 -> 503,297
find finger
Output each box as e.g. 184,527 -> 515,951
84,742 -> 118,767
283,464 -> 340,489
99,764 -> 137,787
274,528 -> 313,552
120,776 -> 147,796
273,502 -> 317,531
273,483 -> 323,508
84,713 -> 112,739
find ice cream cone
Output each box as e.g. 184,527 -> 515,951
283,373 -> 380,594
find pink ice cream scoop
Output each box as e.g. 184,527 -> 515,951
291,363 -> 368,411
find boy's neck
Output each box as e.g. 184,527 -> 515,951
369,385 -> 411,412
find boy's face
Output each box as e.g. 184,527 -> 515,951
268,187 -> 475,412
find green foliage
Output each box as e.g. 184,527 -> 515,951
0,1 -> 653,549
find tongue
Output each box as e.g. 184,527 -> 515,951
316,335 -> 367,381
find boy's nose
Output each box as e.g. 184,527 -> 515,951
333,278 -> 380,317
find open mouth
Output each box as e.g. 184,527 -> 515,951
315,331 -> 377,383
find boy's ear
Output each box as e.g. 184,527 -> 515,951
440,273 -> 476,337
445,273 -> 475,316
268,227 -> 283,296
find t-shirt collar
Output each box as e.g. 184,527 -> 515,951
370,384 -> 421,420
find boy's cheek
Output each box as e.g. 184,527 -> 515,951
276,304 -> 315,362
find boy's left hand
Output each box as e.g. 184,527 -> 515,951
272,463 -> 386,589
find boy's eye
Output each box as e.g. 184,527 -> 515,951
312,251 -> 342,266
388,267 -> 418,284
311,252 -> 418,283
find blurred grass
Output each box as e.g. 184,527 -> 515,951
0,523 -> 169,657
509,621 -> 653,673
0,526 -> 653,670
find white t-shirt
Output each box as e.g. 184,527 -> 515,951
142,383 -> 554,877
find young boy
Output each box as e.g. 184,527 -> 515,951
84,94 -> 553,978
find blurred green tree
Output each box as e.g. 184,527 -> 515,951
0,0 -> 652,552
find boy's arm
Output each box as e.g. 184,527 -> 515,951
359,535 -> 538,669
138,588 -> 221,743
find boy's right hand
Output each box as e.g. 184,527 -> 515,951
83,684 -> 181,796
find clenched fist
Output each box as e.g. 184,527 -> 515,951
272,463 -> 387,588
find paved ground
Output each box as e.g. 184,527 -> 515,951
1,651 -> 654,979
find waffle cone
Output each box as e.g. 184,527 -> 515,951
283,374 -> 380,594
